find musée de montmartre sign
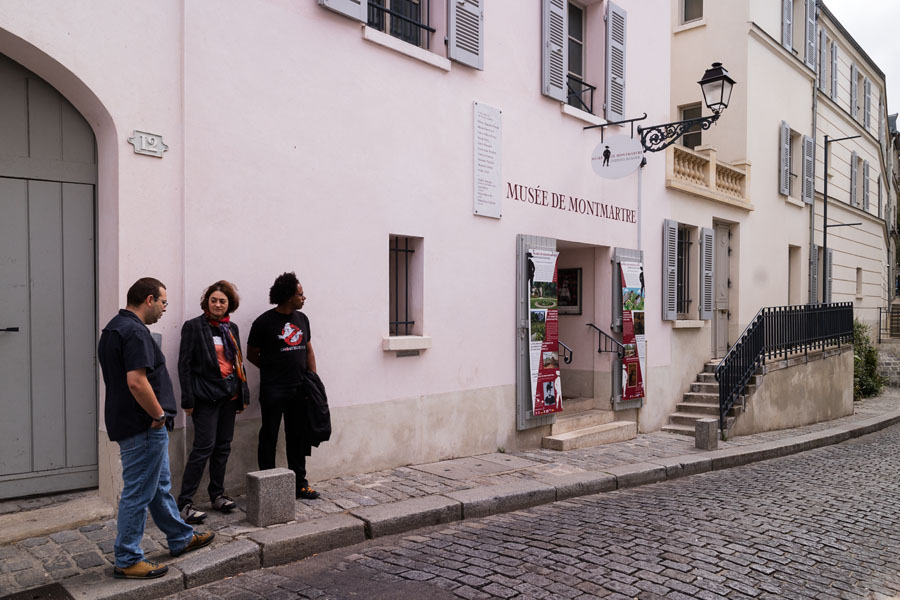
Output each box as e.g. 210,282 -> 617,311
505,181 -> 636,224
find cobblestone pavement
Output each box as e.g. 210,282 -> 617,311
1,390 -> 899,595
167,421 -> 900,600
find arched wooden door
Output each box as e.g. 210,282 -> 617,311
0,54 -> 98,498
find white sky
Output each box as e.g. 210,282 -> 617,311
822,0 -> 900,116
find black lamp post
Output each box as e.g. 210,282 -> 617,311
638,62 -> 736,153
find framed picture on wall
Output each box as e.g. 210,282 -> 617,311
558,268 -> 582,315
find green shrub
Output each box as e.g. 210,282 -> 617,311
852,319 -> 883,400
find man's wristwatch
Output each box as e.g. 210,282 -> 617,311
153,414 -> 166,423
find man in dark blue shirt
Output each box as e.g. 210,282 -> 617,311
98,277 -> 214,579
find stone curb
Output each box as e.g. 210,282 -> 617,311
248,514 -> 365,568
62,410 -> 900,600
350,495 -> 461,539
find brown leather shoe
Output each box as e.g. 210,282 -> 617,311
170,531 -> 215,557
113,559 -> 168,579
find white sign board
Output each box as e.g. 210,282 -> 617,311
591,135 -> 643,179
473,102 -> 502,218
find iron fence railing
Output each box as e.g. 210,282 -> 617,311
586,323 -> 625,359
878,305 -> 900,343
714,302 -> 853,432
567,76 -> 596,115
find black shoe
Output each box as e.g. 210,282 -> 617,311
296,486 -> 320,500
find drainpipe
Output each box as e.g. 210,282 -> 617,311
809,3 -> 820,304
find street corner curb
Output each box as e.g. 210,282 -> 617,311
173,538 -> 260,589
350,495 -> 461,539
248,514 -> 365,567
536,471 -> 616,500
64,566 -> 185,600
845,411 -> 900,438
443,480 -> 555,519
601,462 -> 667,489
645,454 -> 712,479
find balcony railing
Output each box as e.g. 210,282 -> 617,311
667,145 -> 752,208
567,76 -> 596,115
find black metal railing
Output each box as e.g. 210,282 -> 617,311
878,305 -> 900,343
389,236 -> 414,335
715,302 -> 853,432
586,323 -> 625,359
368,0 -> 434,49
559,341 -> 574,365
567,76 -> 596,115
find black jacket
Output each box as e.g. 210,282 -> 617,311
302,370 -> 331,446
178,315 -> 250,410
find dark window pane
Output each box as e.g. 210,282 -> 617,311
568,4 -> 583,42
683,0 -> 702,22
681,104 -> 702,149
568,39 -> 583,77
368,0 -> 385,31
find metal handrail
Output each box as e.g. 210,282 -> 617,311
714,302 -> 854,433
586,323 -> 625,359
559,341 -> 574,364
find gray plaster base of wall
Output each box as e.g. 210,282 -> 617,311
730,347 -> 853,437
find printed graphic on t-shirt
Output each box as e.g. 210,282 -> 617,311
277,322 -> 305,349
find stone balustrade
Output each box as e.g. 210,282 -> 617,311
667,145 -> 752,209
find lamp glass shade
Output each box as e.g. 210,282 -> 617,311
698,62 -> 735,113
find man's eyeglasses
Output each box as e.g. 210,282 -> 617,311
155,297 -> 168,307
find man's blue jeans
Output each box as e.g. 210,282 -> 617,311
115,426 -> 194,568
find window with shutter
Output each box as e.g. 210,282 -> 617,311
779,121 -> 791,196
699,227 -> 714,321
879,95 -> 884,144
850,150 -> 858,206
804,0 -> 816,69
863,160 -> 870,210
541,0 -> 568,102
864,78 -> 871,129
878,175 -> 883,218
605,2 -> 627,121
448,0 -> 483,69
850,64 -> 858,119
319,0 -> 367,21
662,220 -> 677,321
802,135 -> 815,204
830,42 -> 838,101
782,0 -> 793,50
818,29 -> 827,91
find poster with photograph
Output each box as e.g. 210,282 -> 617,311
620,261 -> 646,402
527,249 -> 563,415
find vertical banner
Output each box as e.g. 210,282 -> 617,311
528,249 -> 563,415
620,261 -> 646,402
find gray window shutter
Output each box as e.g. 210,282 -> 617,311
700,227 -> 714,321
779,121 -> 791,195
824,248 -> 833,303
863,160 -> 870,210
850,150 -> 858,206
605,2 -> 627,122
864,78 -> 871,129
879,94 -> 884,144
804,0 -> 816,69
448,0 -> 484,70
878,175 -> 883,218
830,42 -> 838,101
541,0 -> 567,102
318,0 -> 366,22
662,219 -> 677,321
850,64 -> 858,119
801,135 -> 815,204
818,29 -> 827,91
809,244 -> 819,304
782,0 -> 793,50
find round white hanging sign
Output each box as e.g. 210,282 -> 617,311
591,135 -> 644,179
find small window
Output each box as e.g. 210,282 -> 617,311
389,235 -> 424,336
676,225 -> 693,315
369,0 -> 428,49
566,3 -> 595,114
856,267 -> 863,297
682,0 -> 702,23
680,104 -> 702,149
788,129 -> 802,200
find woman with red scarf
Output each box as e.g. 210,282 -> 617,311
176,280 -> 249,524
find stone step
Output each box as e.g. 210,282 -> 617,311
676,402 -> 719,415
690,381 -> 718,393
669,412 -> 709,427
551,409 -> 615,435
703,361 -> 720,373
561,397 -> 595,413
661,423 -> 696,437
683,392 -> 718,404
697,372 -> 717,383
541,421 -> 637,451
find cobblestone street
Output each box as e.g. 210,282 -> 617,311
167,423 -> 900,600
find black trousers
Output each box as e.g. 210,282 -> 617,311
177,399 -> 237,507
258,385 -> 311,490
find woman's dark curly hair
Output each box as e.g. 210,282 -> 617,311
269,271 -> 300,305
201,280 -> 240,315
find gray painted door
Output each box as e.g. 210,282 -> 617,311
712,224 -> 730,358
0,54 -> 97,499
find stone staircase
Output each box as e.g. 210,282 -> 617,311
877,341 -> 900,387
661,361 -> 760,436
541,396 -> 637,450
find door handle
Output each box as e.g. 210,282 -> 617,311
0,327 -> 19,332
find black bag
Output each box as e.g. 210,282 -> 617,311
191,373 -> 237,403
302,370 -> 331,445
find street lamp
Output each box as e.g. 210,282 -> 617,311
638,62 -> 736,153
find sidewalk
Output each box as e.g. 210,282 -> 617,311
2,390 -> 900,600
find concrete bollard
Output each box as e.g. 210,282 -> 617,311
245,468 -> 295,527
695,418 -> 719,451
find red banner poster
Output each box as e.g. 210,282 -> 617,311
528,249 -> 563,415
620,261 -> 646,402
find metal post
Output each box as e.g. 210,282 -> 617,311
822,135 -> 829,303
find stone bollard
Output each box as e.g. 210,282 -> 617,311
695,418 -> 719,451
246,468 -> 296,527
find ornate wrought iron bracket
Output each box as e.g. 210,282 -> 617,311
637,112 -> 721,153
583,113 -> 647,144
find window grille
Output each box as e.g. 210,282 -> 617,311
676,226 -> 692,314
389,236 -> 415,335
368,0 -> 433,49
